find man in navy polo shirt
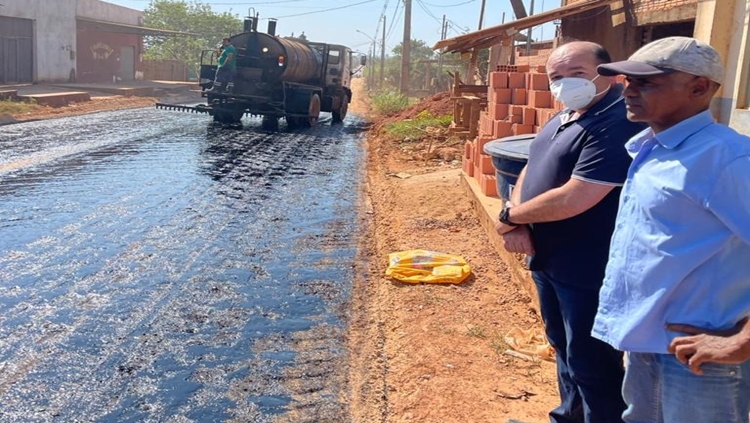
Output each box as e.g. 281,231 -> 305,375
495,41 -> 646,423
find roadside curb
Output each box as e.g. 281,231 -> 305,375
0,114 -> 18,126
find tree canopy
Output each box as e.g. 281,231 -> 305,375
377,39 -> 487,92
142,0 -> 243,74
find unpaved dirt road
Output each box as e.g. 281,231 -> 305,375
0,108 -> 368,422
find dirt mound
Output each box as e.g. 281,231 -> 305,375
382,91 -> 453,124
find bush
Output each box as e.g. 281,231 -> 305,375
0,99 -> 37,115
370,89 -> 409,115
384,111 -> 452,142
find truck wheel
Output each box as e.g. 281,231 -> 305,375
213,111 -> 228,123
332,94 -> 349,124
213,109 -> 243,124
306,94 -> 321,127
261,115 -> 279,130
286,116 -> 301,129
231,110 -> 245,123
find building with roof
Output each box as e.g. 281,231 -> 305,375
0,0 -> 188,84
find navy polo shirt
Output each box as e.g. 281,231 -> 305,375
521,85 -> 647,288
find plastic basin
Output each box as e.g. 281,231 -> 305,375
483,134 -> 534,200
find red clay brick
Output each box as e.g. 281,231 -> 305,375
511,88 -> 527,105
535,108 -> 554,127
479,113 -> 490,135
508,72 -> 526,89
493,120 -> 513,138
522,107 -> 536,126
463,157 -> 474,177
528,90 -> 552,108
464,141 -> 474,159
488,103 -> 510,120
475,136 -> 496,158
510,105 -> 524,117
512,123 -> 534,135
489,88 -> 512,104
529,73 -> 550,91
479,173 -> 499,197
489,71 -> 509,89
478,153 -> 495,175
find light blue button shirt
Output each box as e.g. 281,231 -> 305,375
592,110 -> 750,353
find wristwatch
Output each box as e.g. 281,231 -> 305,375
498,206 -> 519,226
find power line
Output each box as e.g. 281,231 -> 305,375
371,0 -> 389,49
420,0 -> 476,7
272,0 -> 378,18
199,0 -> 346,4
383,0 -> 403,47
415,0 -> 442,25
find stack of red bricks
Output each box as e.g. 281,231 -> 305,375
462,64 -> 564,197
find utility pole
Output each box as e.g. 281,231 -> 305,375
380,15 -> 386,88
478,0 -> 486,30
400,0 -> 412,94
526,0 -> 535,56
370,41 -> 377,88
467,0 -> 487,85
437,15 -> 446,90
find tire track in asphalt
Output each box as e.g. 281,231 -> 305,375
0,110 -> 366,422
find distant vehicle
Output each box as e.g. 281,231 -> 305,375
157,13 -> 365,129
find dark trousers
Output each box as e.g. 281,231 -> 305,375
532,270 -> 626,423
215,66 -> 235,83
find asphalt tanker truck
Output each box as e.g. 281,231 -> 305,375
156,14 -> 364,129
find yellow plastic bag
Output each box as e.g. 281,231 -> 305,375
385,249 -> 471,284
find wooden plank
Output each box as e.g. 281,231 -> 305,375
469,98 -> 482,139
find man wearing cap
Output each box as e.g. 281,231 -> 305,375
495,41 -> 646,423
593,36 -> 750,422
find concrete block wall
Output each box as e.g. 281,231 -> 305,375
462,65 -> 564,197
3,0 -> 78,82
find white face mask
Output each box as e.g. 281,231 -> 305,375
549,75 -> 608,111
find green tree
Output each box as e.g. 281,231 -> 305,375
387,39 -> 437,90
379,40 -> 490,92
142,0 -> 243,77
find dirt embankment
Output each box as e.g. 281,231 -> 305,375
5,80 -> 558,422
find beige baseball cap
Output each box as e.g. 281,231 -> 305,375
597,36 -> 724,83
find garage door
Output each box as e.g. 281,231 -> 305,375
0,16 -> 33,84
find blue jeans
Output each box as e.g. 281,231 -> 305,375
532,270 -> 626,423
623,352 -> 750,423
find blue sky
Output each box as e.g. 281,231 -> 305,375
104,0 -> 559,55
